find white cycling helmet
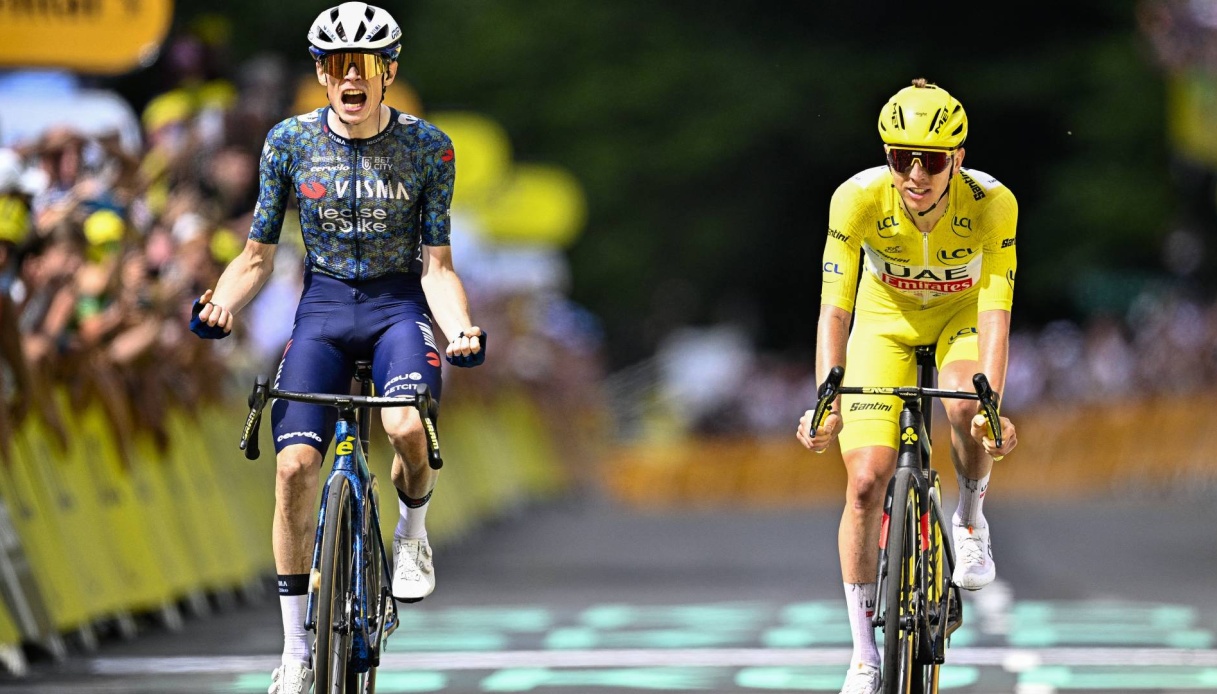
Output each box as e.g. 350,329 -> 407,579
307,2 -> 402,61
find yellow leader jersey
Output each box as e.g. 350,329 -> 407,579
821,165 -> 1018,315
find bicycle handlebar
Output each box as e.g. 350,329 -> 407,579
239,376 -> 444,469
809,366 -> 1004,450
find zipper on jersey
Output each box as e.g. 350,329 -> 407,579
351,142 -> 361,279
921,232 -> 930,309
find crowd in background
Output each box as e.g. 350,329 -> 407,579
6,9 -> 1217,468
0,24 -> 610,484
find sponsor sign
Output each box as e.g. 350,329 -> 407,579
0,0 -> 173,74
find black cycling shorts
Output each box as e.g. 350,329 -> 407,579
270,270 -> 444,455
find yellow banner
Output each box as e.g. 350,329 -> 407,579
0,0 -> 173,75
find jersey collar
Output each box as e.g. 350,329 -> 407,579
321,106 -> 400,147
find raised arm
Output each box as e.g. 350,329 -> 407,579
419,244 -> 482,363
196,239 -> 278,334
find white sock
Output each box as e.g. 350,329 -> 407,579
279,594 -> 310,665
395,496 -> 429,540
844,582 -> 879,668
954,472 -> 990,528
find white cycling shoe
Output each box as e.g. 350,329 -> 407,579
952,522 -> 996,590
839,662 -> 880,694
268,661 -> 314,694
392,536 -> 435,602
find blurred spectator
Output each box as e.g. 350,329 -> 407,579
1139,0 -> 1217,290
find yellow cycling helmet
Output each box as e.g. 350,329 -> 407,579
878,79 -> 968,149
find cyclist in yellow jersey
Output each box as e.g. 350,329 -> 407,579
795,78 -> 1019,694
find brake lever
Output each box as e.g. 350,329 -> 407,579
415,384 -> 443,470
240,376 -> 270,460
971,373 -> 1004,451
812,366 -> 845,432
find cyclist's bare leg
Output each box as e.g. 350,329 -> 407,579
382,405 -> 435,508
383,405 -> 439,599
840,445 -> 896,671
274,443 -> 326,570
273,443 -> 324,666
840,446 -> 897,581
937,360 -> 993,506
939,359 -> 999,589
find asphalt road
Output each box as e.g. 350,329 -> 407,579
4,488 -> 1217,694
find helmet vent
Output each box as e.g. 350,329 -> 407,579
369,25 -> 388,42
353,24 -> 366,41
929,108 -> 943,133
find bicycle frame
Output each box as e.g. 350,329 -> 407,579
305,406 -> 396,674
872,348 -> 963,668
809,348 -> 1000,687
239,369 -> 443,682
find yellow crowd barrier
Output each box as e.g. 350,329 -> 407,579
0,592 -> 22,675
6,423 -> 97,633
601,395 -> 1217,508
0,380 -> 568,666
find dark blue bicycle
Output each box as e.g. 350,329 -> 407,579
239,360 -> 443,693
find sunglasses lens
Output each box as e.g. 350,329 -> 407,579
887,148 -> 951,175
321,52 -> 386,79
923,151 -> 950,174
886,149 -> 911,172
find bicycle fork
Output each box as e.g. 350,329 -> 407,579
876,471 -> 962,669
366,482 -> 399,660
920,472 -> 964,666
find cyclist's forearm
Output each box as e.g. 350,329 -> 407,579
977,308 -> 1011,398
420,245 -> 475,339
421,268 -> 474,340
816,303 -> 851,385
209,241 -> 276,315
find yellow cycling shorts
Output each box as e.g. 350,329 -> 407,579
837,296 -> 979,453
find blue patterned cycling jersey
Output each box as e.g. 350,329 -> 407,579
249,106 -> 454,280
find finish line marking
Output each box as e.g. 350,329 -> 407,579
88,647 -> 1217,675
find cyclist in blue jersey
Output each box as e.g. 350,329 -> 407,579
190,3 -> 484,691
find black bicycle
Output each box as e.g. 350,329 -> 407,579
809,346 -> 1002,694
239,360 -> 443,693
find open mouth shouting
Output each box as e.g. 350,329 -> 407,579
340,87 -> 368,115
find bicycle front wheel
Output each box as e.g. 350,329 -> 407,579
316,477 -> 354,694
882,468 -> 928,694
